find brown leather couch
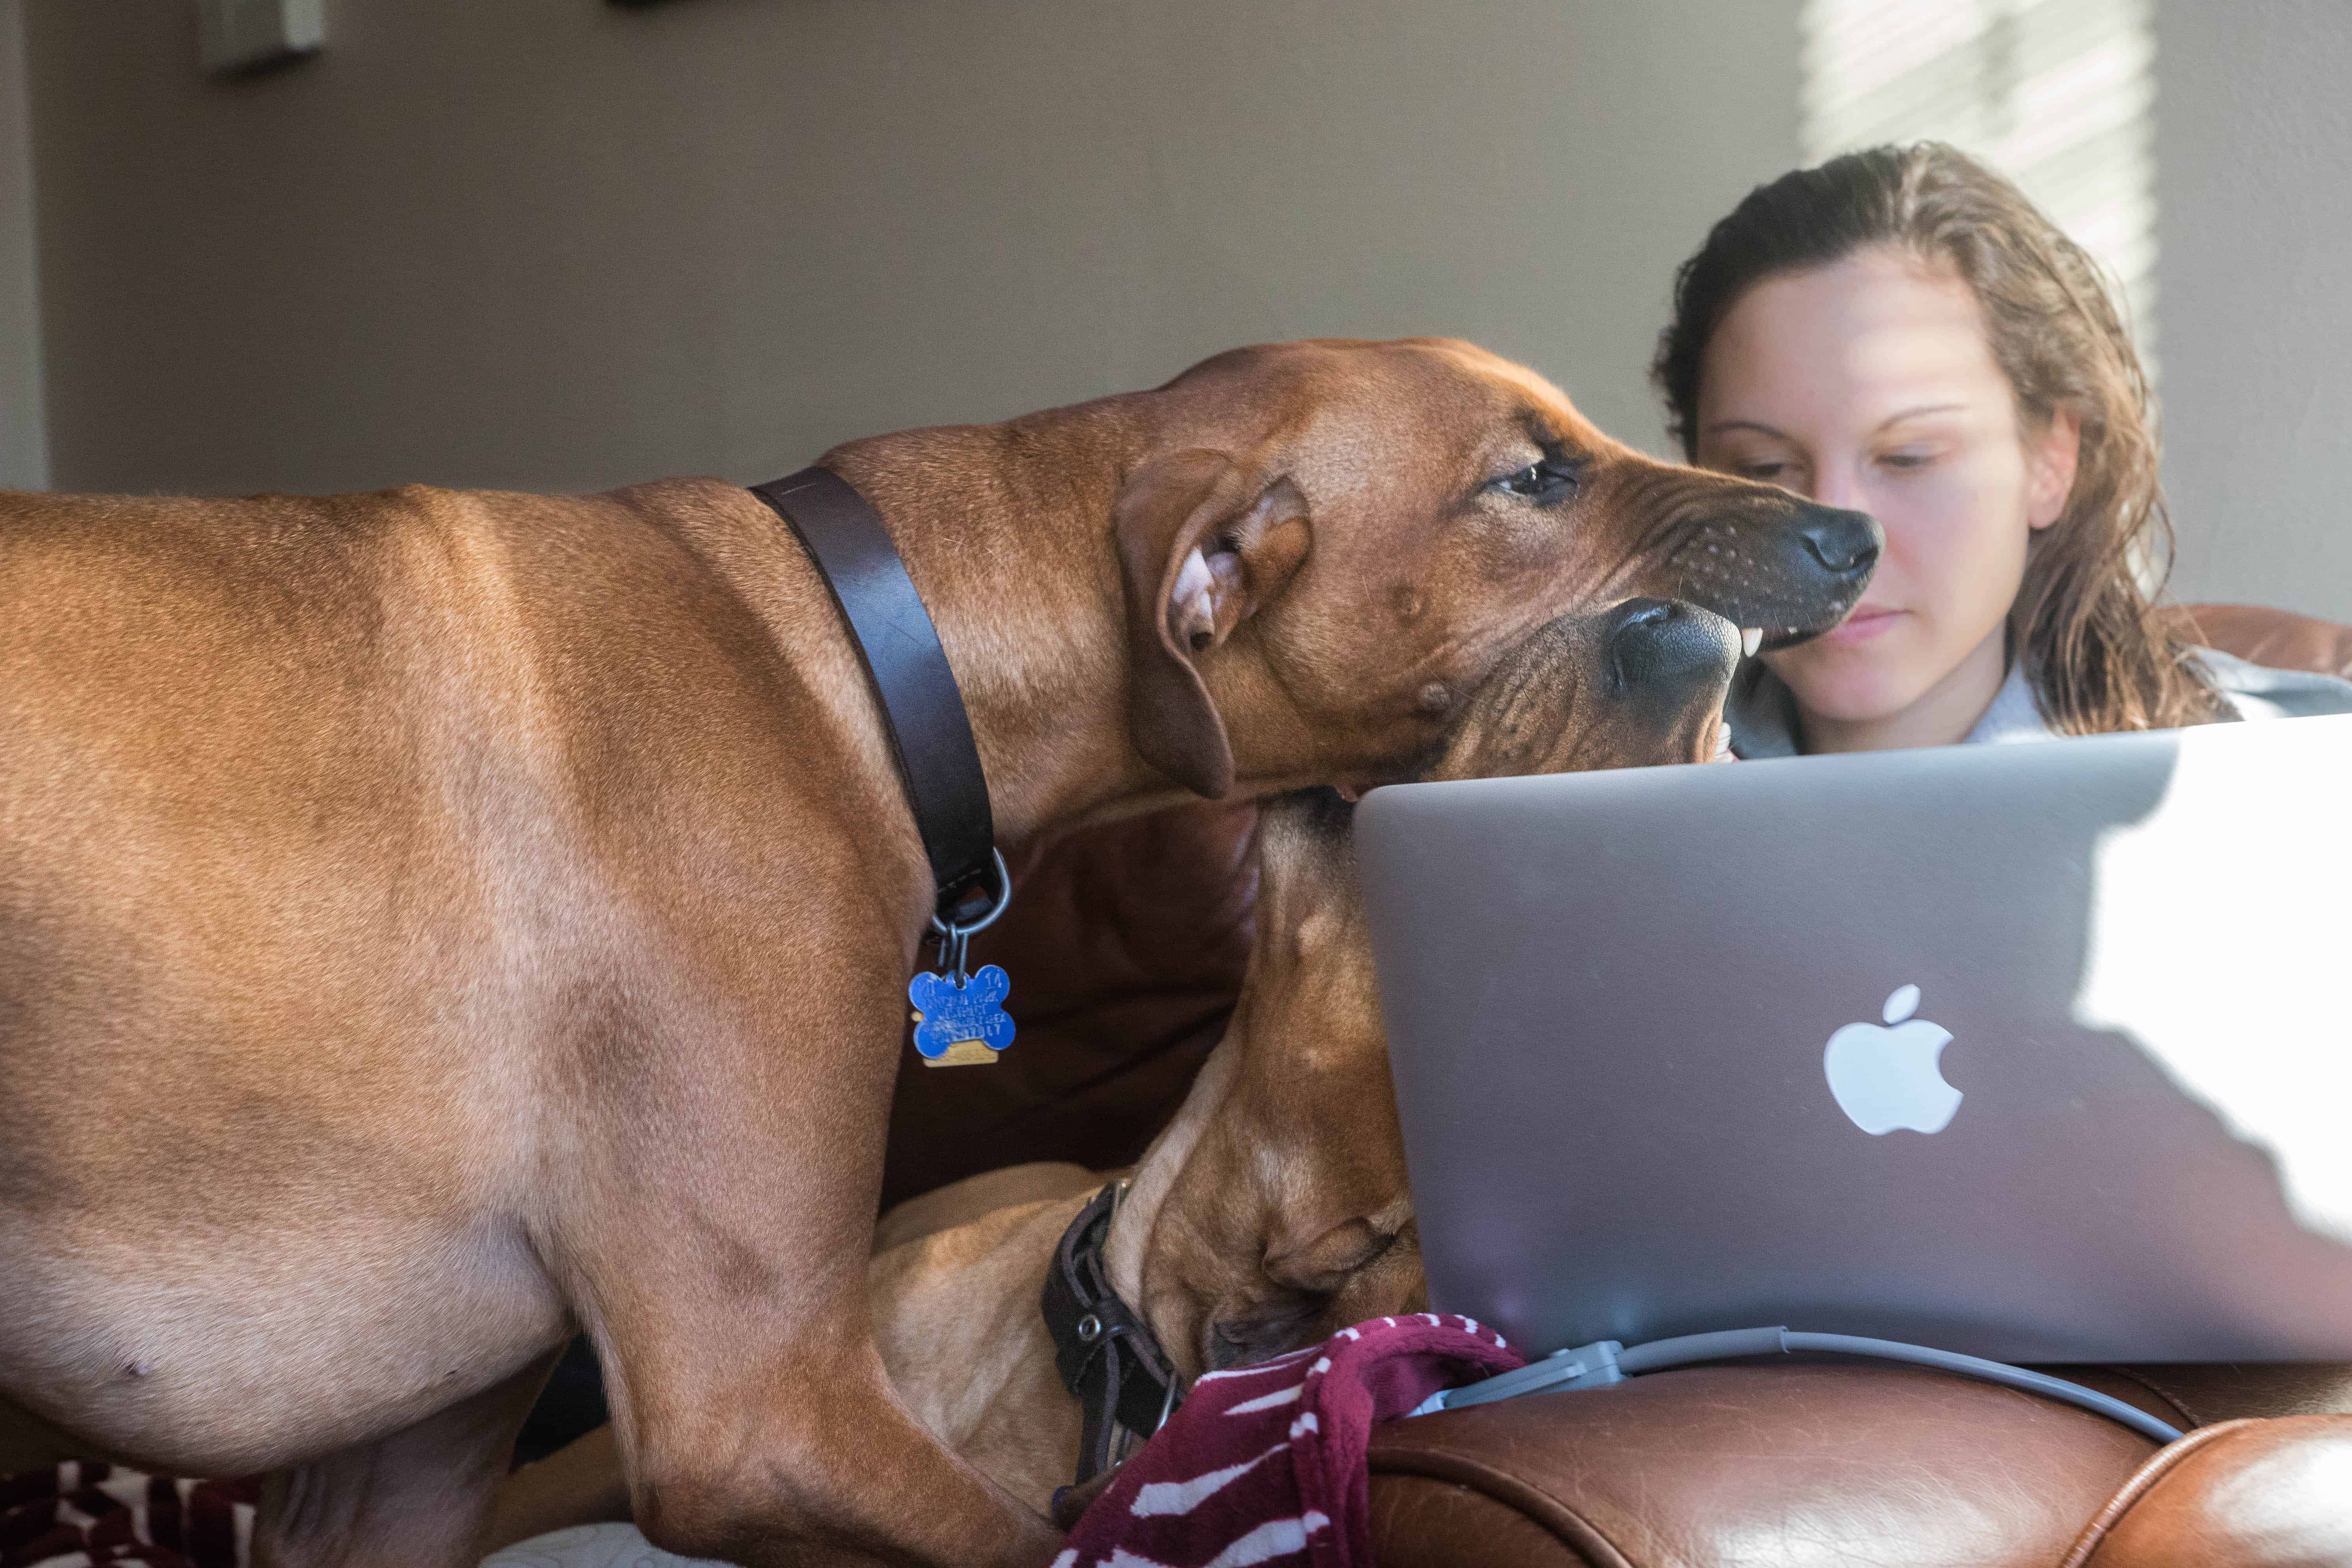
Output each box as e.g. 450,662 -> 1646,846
892,603 -> 2352,1566
1366,1372 -> 2352,1565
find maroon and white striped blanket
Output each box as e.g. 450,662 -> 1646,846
1057,1314 -> 1523,1568
4,1317 -> 1514,1568
0,1464 -> 256,1568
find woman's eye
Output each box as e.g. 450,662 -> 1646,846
1878,449 -> 1935,471
1741,462 -> 1789,482
1490,460 -> 1579,501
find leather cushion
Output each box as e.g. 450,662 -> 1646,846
2166,603 -> 2352,681
2063,1414 -> 2352,1567
2037,1362 -> 2352,1427
1365,1365 -> 2158,1567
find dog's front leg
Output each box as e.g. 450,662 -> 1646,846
616,1308 -> 1056,1568
551,960 -> 1063,1568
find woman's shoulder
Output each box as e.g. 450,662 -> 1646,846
2190,646 -> 2352,721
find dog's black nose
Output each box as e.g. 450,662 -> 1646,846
1606,597 -> 1739,693
1796,504 -> 1883,577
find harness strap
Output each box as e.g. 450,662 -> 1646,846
1042,1182 -> 1187,1483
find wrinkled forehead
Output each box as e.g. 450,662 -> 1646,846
1420,610 -> 1665,780
1423,343 -> 1604,447
1154,339 -> 1615,477
1462,616 -> 1611,715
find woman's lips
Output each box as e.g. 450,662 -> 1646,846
1817,605 -> 1905,648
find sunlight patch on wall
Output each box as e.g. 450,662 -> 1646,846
1800,0 -> 2157,376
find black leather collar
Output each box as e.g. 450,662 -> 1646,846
747,467 -> 1000,923
1042,1182 -> 1187,1484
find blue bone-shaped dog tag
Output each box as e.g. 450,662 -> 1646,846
909,964 -> 1016,1064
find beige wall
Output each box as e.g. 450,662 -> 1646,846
21,0 -> 1801,498
2156,0 -> 2352,622
0,0 -> 43,488
19,4 -> 2352,625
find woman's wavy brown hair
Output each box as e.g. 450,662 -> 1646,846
1652,142 -> 2221,734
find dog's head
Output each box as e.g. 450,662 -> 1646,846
1111,597 -> 1741,1376
1106,338 -> 1872,799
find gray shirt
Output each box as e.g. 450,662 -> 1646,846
1726,646 -> 2352,758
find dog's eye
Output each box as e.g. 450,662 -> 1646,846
1488,459 -> 1579,503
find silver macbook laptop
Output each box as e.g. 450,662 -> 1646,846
1356,712 -> 2352,1362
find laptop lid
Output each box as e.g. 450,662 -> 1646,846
1356,713 -> 2352,1362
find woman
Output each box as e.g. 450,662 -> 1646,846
1653,142 -> 2352,757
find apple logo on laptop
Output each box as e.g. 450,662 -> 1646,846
1823,984 -> 1961,1136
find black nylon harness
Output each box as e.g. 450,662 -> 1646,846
1041,1182 -> 1188,1484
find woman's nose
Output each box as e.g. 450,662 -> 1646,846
1810,462 -> 1869,514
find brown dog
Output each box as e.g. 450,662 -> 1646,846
481,597 -> 1740,1547
1115,600 -> 1740,1383
875,599 -> 1740,1515
0,339 -> 1868,1567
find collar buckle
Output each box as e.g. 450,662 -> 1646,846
1041,1181 -> 1187,1483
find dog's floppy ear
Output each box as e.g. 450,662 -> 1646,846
1116,449 -> 1312,799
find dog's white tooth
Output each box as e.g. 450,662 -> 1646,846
1740,627 -> 1764,657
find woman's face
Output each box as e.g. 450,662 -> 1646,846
1694,246 -> 2079,746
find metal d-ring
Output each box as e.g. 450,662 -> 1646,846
928,848 -> 1012,984
929,848 -> 1012,938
